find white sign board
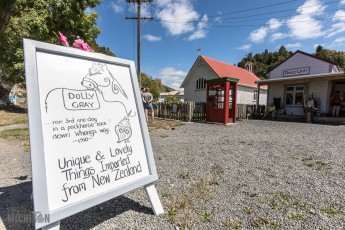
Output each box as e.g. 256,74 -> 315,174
23,39 -> 162,229
283,67 -> 310,77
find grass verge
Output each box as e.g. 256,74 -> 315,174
147,119 -> 184,131
0,128 -> 30,152
0,110 -> 28,126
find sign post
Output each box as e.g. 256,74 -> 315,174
23,39 -> 163,229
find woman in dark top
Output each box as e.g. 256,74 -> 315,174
331,91 -> 343,117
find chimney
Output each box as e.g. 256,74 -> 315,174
245,61 -> 253,73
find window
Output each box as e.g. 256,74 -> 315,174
253,89 -> 258,101
285,85 -> 304,106
208,84 -> 224,109
195,78 -> 206,90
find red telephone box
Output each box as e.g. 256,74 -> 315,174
206,77 -> 238,124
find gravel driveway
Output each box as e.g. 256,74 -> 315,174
0,120 -> 344,229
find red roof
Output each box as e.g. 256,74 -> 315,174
201,55 -> 263,88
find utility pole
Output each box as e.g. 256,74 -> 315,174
126,0 -> 153,88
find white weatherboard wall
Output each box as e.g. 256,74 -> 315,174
269,52 -> 338,79
238,85 -> 267,105
183,59 -> 267,105
268,84 -> 285,106
183,59 -> 217,102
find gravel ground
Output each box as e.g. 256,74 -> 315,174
0,120 -> 345,229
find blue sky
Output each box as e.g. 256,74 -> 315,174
94,0 -> 345,89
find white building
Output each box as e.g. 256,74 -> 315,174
158,90 -> 184,102
181,55 -> 267,105
257,50 -> 345,116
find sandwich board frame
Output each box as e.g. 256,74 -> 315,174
23,39 -> 163,229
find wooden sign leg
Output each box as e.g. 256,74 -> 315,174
41,221 -> 60,230
145,183 -> 164,215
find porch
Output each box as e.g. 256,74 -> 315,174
266,113 -> 345,125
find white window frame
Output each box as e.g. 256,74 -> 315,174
195,77 -> 206,90
285,85 -> 305,106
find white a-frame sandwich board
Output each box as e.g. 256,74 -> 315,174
23,39 -> 163,229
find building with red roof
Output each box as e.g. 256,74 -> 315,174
181,55 -> 267,104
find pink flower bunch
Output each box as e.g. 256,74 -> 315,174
73,38 -> 94,52
57,32 -> 94,52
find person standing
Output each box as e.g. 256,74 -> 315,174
330,91 -> 343,117
142,87 -> 154,122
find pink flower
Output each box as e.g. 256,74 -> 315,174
73,38 -> 94,52
72,38 -> 84,49
58,31 -> 69,47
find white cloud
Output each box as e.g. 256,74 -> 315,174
287,14 -> 324,39
333,10 -> 345,22
85,7 -> 93,14
188,15 -> 208,40
214,16 -> 222,23
340,0 -> 345,4
249,26 -> 268,43
140,3 -> 152,17
322,10 -> 345,37
143,34 -> 162,42
238,44 -> 252,51
214,11 -> 223,23
285,43 -> 302,49
267,18 -> 284,30
330,36 -> 345,47
270,32 -> 288,41
297,0 -> 326,16
159,67 -> 187,89
128,2 -> 151,17
110,1 -> 124,14
325,22 -> 345,38
155,0 -> 199,36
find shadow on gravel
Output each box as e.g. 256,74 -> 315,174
0,181 -> 34,230
61,195 -> 153,230
0,182 -> 153,230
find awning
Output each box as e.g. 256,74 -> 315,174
256,72 -> 345,85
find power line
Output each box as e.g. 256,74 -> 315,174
216,7 -> 344,24
153,0 -> 339,23
153,7 -> 344,25
206,0 -> 301,18
210,15 -> 345,28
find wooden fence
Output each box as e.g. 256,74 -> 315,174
153,102 -> 266,122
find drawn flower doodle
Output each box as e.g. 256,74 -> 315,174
81,62 -> 128,101
115,110 -> 135,143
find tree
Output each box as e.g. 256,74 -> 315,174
141,72 -> 165,101
316,45 -> 323,54
0,0 -> 115,103
237,47 -> 292,79
164,95 -> 180,103
315,47 -> 345,70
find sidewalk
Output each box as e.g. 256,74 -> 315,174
0,123 -> 28,132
